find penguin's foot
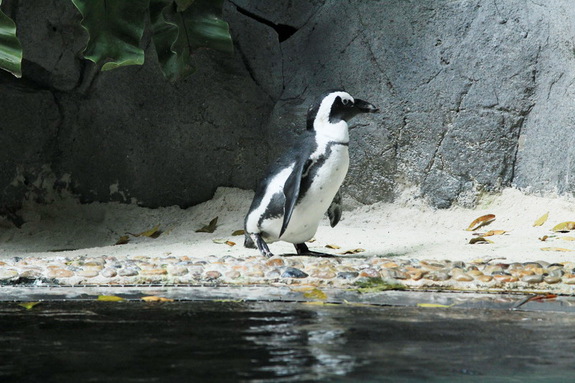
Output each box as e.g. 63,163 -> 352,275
293,243 -> 335,258
251,233 -> 274,257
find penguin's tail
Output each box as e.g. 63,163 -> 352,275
244,233 -> 256,249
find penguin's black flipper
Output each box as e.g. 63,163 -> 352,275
327,190 -> 342,228
279,158 -> 309,237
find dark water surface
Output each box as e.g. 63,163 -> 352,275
1,301 -> 575,382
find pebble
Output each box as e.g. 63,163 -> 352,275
359,268 -> 380,278
0,269 -> 19,281
476,275 -> 493,282
167,265 -> 188,276
337,271 -> 359,280
139,268 -> 167,276
281,267 -> 308,279
101,268 -> 117,278
47,268 -> 74,279
425,272 -> 450,281
204,270 -> 222,280
544,276 -> 562,284
225,270 -> 241,280
118,268 -> 139,277
453,273 -> 474,282
311,269 -> 337,279
522,274 -> 544,284
78,269 -> 99,278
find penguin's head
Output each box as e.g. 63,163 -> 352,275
307,90 -> 378,131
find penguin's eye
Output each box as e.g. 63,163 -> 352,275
342,98 -> 352,107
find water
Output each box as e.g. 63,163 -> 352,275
1,301 -> 575,382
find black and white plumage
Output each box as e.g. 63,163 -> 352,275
244,90 -> 378,257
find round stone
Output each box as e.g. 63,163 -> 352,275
140,268 -> 167,276
78,269 -> 99,278
476,275 -> 493,282
118,268 -> 139,277
522,274 -> 544,283
311,269 -> 337,279
493,275 -> 518,283
425,272 -> 450,281
266,257 -> 285,267
225,270 -> 241,280
337,271 -> 359,280
204,270 -> 222,280
0,269 -> 19,281
281,267 -> 308,278
544,276 -> 562,284
101,268 -> 118,278
359,268 -> 380,278
453,274 -> 474,282
167,265 -> 188,276
47,268 -> 74,279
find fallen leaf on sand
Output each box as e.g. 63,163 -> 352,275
339,248 -> 366,255
482,230 -> 506,237
142,296 -> 174,302
128,225 -> 162,238
212,239 -> 236,246
231,229 -> 245,236
115,235 -> 130,245
225,240 -> 236,247
533,212 -> 549,227
466,214 -> 495,231
196,217 -> 218,233
540,247 -> 574,252
561,236 -> 575,241
325,244 -> 341,249
469,237 -> 493,244
303,288 -> 327,300
539,235 -> 549,242
552,221 -> 575,232
97,295 -> 125,302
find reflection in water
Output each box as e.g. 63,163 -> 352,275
242,309 -> 360,381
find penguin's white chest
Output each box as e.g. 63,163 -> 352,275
280,144 -> 349,243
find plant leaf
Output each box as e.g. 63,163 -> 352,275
339,248 -> 366,255
482,230 -> 506,237
325,244 -> 341,249
541,247 -> 574,252
533,212 -> 549,227
115,235 -> 130,245
466,214 -> 495,231
18,302 -> 40,310
231,229 -> 245,236
469,237 -> 493,244
71,0 -> 147,70
551,221 -> 575,232
150,0 -> 232,82
0,3 -> 22,77
303,288 -> 327,301
561,236 -> 575,241
225,240 -> 236,247
129,225 -> 162,238
97,295 -> 125,302
196,216 -> 218,233
142,296 -> 174,302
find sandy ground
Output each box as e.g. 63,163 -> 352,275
1,187 -> 575,265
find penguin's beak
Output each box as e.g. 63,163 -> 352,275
354,98 -> 379,113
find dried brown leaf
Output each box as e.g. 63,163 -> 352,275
231,229 -> 245,236
115,235 -> 130,245
325,244 -> 341,249
483,230 -> 506,237
225,240 -> 236,247
196,217 -> 218,233
561,236 -> 575,241
551,221 -> 575,232
142,296 -> 174,302
469,237 -> 493,244
303,288 -> 327,300
539,235 -> 549,242
466,214 -> 496,231
540,247 -> 574,252
533,212 -> 549,227
339,248 -> 365,255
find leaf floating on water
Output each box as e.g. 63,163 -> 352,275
417,303 -> 454,308
141,296 -> 174,302
18,302 -> 41,310
115,235 -> 130,245
541,247 -> 574,252
339,248 -> 366,255
97,295 -> 125,302
533,212 -> 549,227
303,288 -> 328,301
483,230 -> 506,237
196,217 -> 218,233
551,221 -> 575,232
561,236 -> 575,241
231,229 -> 245,236
325,244 -> 341,249
466,214 -> 495,231
469,237 -> 493,244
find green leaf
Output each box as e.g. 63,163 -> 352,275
196,216 -> 218,233
18,302 -> 41,310
150,0 -> 232,82
71,0 -> 148,71
0,2 -> 23,78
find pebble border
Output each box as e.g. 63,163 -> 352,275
2,254 -> 575,295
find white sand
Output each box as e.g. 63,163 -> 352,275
1,187 -> 575,264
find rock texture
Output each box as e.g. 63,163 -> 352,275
1,0 -> 575,215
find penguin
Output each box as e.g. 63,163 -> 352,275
244,90 -> 378,257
